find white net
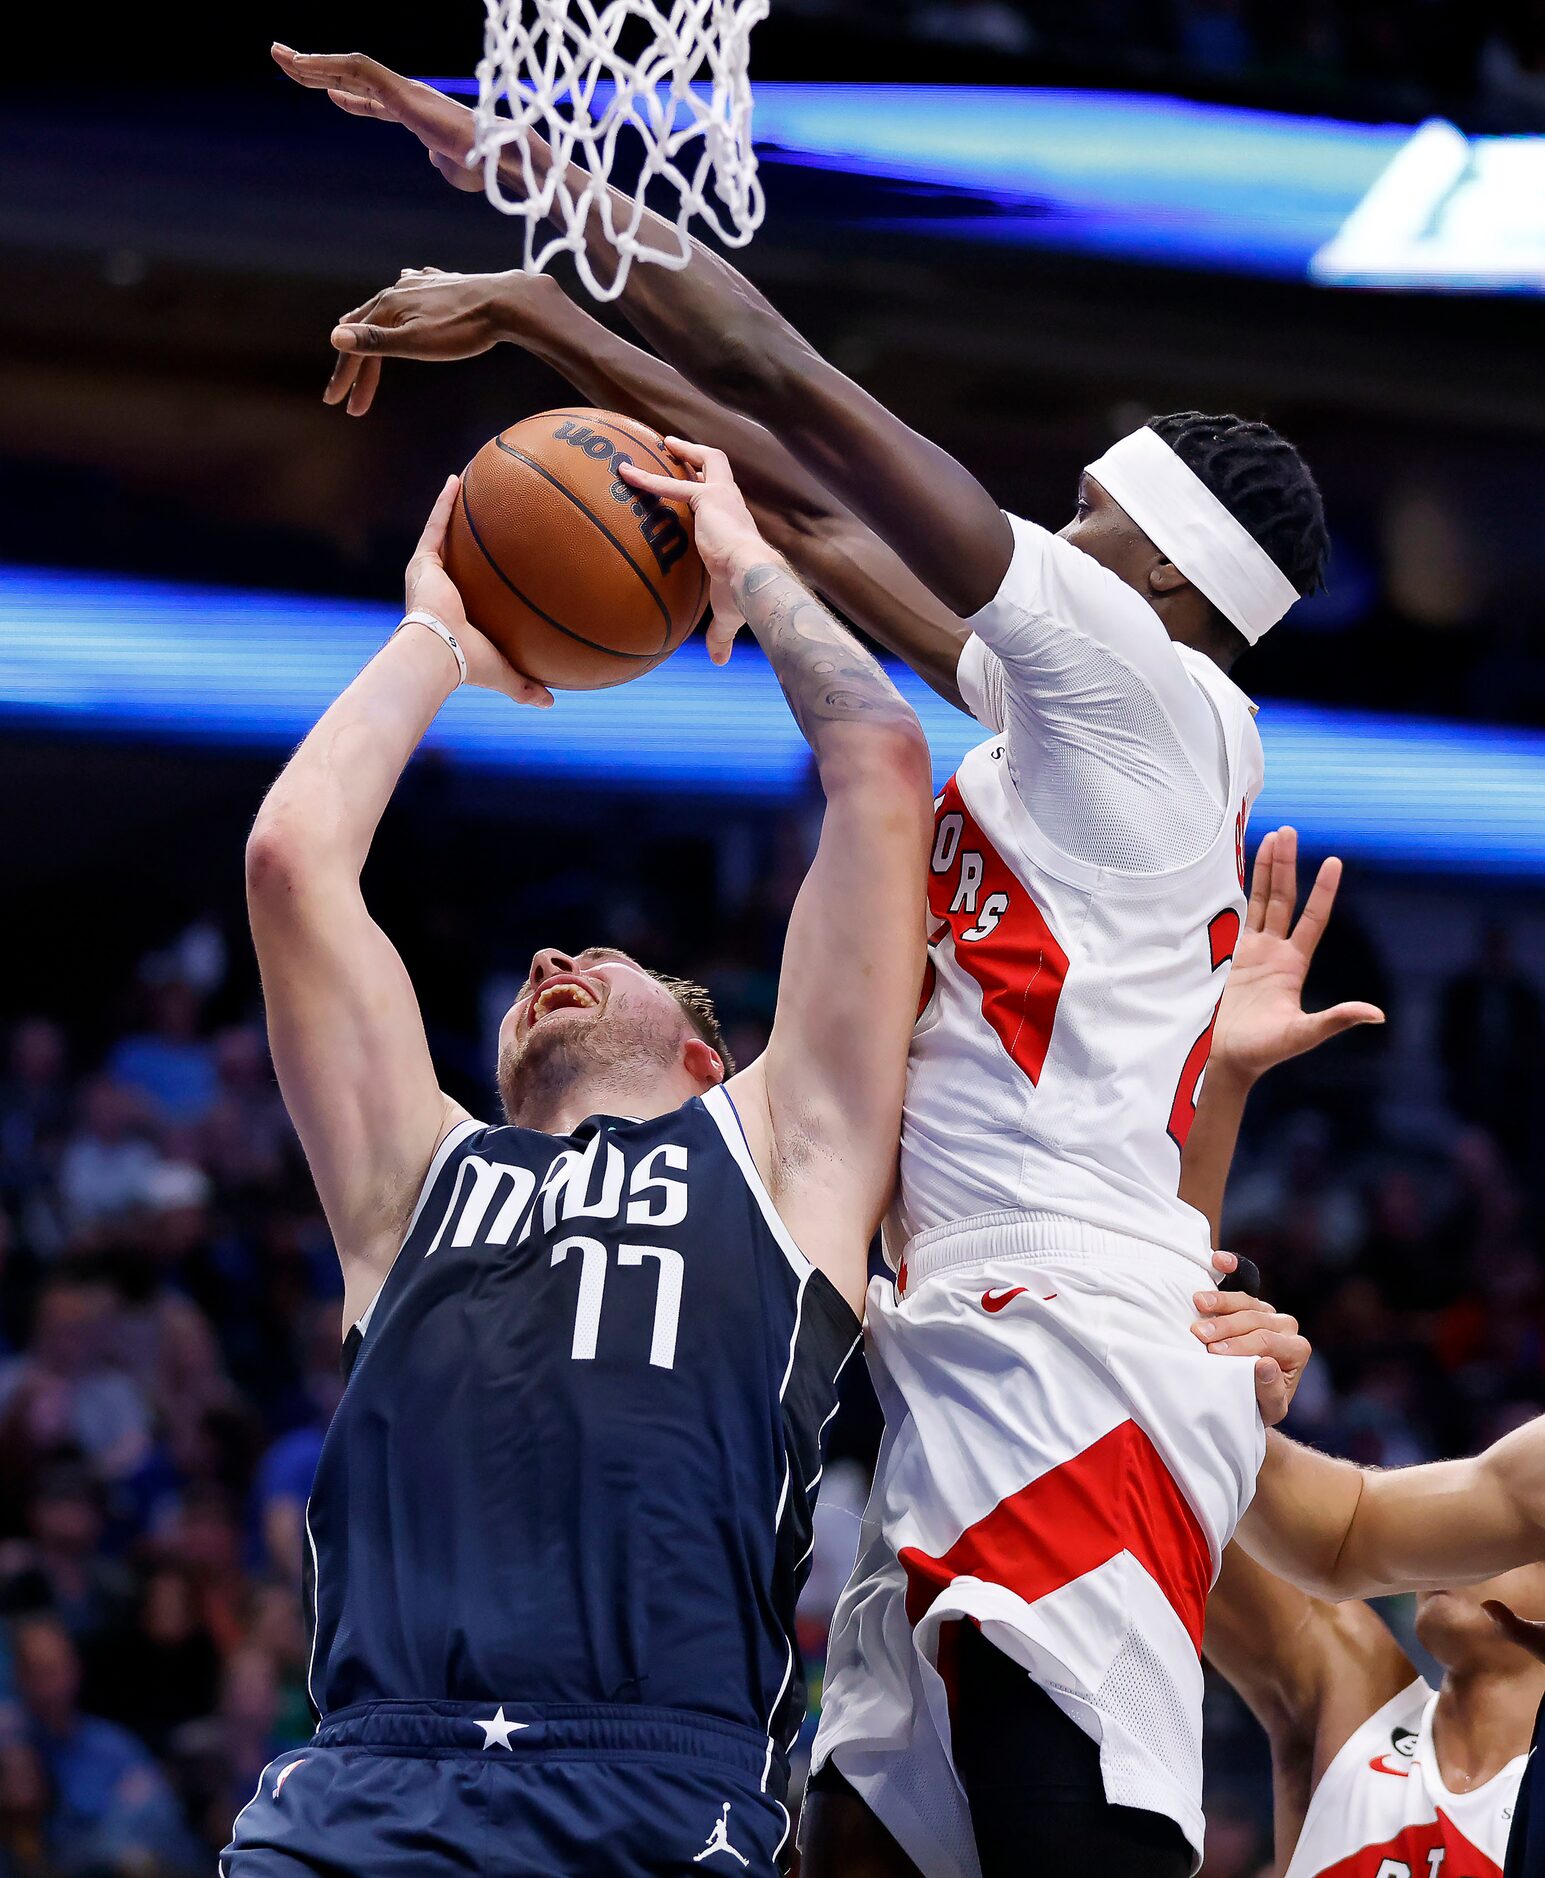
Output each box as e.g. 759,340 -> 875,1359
471,0 -> 769,302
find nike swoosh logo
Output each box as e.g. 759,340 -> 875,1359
982,1287 -> 1028,1314
1368,1755 -> 1412,1778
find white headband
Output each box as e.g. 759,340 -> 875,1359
1085,427 -> 1300,645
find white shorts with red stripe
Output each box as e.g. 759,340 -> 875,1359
811,1217 -> 1265,1878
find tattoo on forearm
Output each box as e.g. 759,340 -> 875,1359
733,562 -> 916,748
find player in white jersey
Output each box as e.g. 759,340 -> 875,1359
275,52 -> 1341,1877
1174,851 -> 1541,1878
1213,1550 -> 1542,1878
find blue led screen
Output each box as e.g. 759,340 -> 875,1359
3,565 -> 1542,878
429,79 -> 1545,292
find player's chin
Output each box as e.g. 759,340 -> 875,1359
499,1009 -> 599,1084
524,1005 -> 605,1048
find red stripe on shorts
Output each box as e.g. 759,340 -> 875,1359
898,1419 -> 1212,1653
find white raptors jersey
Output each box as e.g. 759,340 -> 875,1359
1286,1679 -> 1524,1878
892,517 -> 1264,1271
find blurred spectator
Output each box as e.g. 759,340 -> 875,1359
195,1028 -> 291,1198
105,979 -> 215,1130
0,1281 -> 153,1488
253,1308 -> 343,1587
146,1487 -> 250,1664
0,1467 -> 134,1659
1195,1793 -> 1270,1876
911,1 -> 1038,53
55,1084 -> 157,1239
244,1585 -> 312,1746
13,1614 -> 202,1876
168,1644 -> 288,1852
1437,924 -> 1543,1163
105,1164 -> 234,1435
0,1022 -> 69,1214
87,1570 -> 220,1757
0,1728 -> 54,1878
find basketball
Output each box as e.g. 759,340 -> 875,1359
443,408 -> 708,690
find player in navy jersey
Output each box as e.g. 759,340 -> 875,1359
224,448 -> 935,1876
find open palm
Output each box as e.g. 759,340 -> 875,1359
1212,827 -> 1384,1084
272,46 -> 481,185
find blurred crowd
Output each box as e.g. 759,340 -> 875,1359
790,0 -> 1545,127
1,848 -> 1543,1875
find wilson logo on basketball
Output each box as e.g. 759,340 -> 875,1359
553,420 -> 692,577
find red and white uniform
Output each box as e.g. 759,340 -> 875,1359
1286,1679 -> 1523,1878
813,515 -> 1267,1876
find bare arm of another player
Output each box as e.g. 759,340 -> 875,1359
621,443 -> 932,1315
246,478 -> 549,1322
1205,1543 -> 1415,1868
1238,1420 -> 1545,1602
320,265 -> 975,706
272,49 -> 1013,617
1181,827 -> 1384,1245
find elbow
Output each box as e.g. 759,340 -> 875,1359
244,821 -> 298,907
821,717 -> 934,806
245,810 -> 325,909
695,322 -> 802,422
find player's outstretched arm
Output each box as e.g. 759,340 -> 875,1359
1181,827 -> 1384,1244
247,477 -> 548,1320
322,266 -> 975,704
1239,1419 -> 1545,1602
1205,1542 -> 1414,1867
272,47 -> 1013,619
620,443 -> 932,1315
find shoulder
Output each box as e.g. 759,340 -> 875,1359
715,1069 -> 867,1320
419,1112 -> 492,1180
1177,644 -> 1259,727
713,1067 -> 777,1191
1299,1610 -> 1421,1792
985,512 -> 1172,641
1177,644 -> 1265,790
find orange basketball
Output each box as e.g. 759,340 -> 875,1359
443,408 -> 708,690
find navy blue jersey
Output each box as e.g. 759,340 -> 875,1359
304,1087 -> 859,1792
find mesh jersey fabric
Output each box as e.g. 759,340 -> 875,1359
958,515 -> 1235,875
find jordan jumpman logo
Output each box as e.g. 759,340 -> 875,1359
693,1801 -> 751,1867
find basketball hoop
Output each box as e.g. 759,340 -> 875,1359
470,0 -> 769,302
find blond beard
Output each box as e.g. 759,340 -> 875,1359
497,1005 -> 685,1127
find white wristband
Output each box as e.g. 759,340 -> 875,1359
397,609 -> 467,688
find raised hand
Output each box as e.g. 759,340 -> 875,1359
271,46 -> 483,188
1211,826 -> 1384,1087
619,441 -> 769,664
1191,1250 -> 1311,1427
325,268 -> 564,417
406,477 -> 552,709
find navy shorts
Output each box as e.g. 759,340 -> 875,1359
221,1701 -> 791,1877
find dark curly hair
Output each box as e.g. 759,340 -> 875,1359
1147,411 -> 1329,659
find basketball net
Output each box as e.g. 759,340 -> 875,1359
471,0 -> 769,302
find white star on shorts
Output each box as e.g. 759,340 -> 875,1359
475,1706 -> 528,1750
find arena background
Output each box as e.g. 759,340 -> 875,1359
3,5 -> 1545,1870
